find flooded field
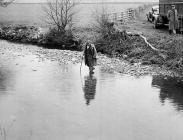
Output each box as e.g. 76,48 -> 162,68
0,42 -> 183,140
0,3 -> 142,26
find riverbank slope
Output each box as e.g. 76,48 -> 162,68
0,39 -> 178,77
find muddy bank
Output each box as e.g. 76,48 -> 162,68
0,39 -> 179,77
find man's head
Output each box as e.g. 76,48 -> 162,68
86,40 -> 92,45
171,5 -> 175,9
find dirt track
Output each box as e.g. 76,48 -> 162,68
122,7 -> 183,45
123,7 -> 170,37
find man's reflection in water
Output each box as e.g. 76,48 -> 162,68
152,75 -> 183,111
83,73 -> 97,105
0,68 -> 10,92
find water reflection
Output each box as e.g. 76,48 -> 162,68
0,67 -> 13,92
152,75 -> 183,111
83,73 -> 97,105
0,70 -> 7,91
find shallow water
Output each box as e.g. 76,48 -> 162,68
0,52 -> 183,140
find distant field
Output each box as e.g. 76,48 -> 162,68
0,3 -> 146,27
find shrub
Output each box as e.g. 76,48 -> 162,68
42,27 -> 81,50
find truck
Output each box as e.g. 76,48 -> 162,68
154,0 -> 183,32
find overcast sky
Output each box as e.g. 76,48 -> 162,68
15,0 -> 158,3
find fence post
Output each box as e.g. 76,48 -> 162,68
107,8 -> 135,25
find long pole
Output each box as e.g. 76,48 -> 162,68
80,56 -> 84,91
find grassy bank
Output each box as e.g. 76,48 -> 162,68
93,24 -> 183,75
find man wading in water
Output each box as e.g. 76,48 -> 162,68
82,41 -> 97,74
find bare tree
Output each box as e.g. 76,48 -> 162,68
0,0 -> 15,7
43,0 -> 78,33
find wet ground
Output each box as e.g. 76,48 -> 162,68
1,40 -> 183,140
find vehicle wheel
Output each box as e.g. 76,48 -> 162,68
153,19 -> 159,29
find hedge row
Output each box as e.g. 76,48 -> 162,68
0,25 -> 81,50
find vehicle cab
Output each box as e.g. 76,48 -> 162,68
147,5 -> 159,22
